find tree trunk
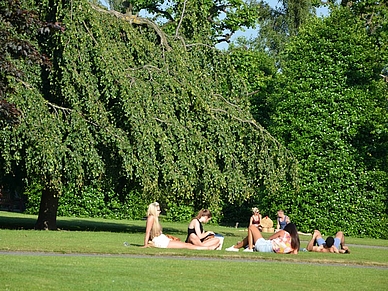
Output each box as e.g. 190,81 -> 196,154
34,188 -> 59,230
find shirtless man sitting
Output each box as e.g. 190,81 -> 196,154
307,230 -> 350,253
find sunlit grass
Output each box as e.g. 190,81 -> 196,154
1,253 -> 388,291
1,211 -> 387,290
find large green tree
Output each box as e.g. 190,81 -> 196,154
0,0 -> 297,229
269,5 -> 388,238
105,0 -> 265,44
245,0 -> 316,61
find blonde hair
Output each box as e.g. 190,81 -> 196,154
252,207 -> 260,214
147,202 -> 162,239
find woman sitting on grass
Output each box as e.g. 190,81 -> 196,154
185,209 -> 220,249
142,202 -> 217,250
249,207 -> 263,231
226,223 -> 300,254
276,209 -> 290,231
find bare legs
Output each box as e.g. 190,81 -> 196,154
232,237 -> 249,249
335,231 -> 350,253
187,234 -> 220,249
313,230 -> 323,242
335,231 -> 345,247
307,230 -> 320,251
247,225 -> 264,250
167,240 -> 215,250
230,225 -> 264,250
306,230 -> 350,253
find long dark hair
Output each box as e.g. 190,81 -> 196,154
283,223 -> 300,250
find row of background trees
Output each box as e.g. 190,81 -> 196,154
0,0 -> 387,238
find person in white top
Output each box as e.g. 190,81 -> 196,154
142,202 -> 217,250
226,223 -> 300,254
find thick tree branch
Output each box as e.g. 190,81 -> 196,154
175,0 -> 187,37
90,3 -> 171,51
145,4 -> 175,23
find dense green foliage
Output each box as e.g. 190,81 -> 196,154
107,0 -> 264,44
245,0 -> 316,62
1,0 -> 387,238
0,0 -> 297,226
269,6 -> 388,238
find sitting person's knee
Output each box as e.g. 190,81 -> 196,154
188,234 -> 200,244
314,230 -> 322,239
336,231 -> 344,237
249,224 -> 256,231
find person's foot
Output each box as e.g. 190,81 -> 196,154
243,248 -> 253,252
225,246 -> 239,252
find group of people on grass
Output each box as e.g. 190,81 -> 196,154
142,202 -> 219,250
142,202 -> 350,255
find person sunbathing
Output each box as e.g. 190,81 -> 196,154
142,202 -> 218,250
226,223 -> 300,254
306,230 -> 350,253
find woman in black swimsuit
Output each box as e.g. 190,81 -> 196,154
185,209 -> 220,249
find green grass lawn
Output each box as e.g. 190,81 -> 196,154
1,211 -> 387,290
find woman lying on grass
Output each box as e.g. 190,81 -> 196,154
226,223 -> 300,254
142,202 -> 218,250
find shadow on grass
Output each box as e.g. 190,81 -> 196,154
58,220 -> 188,236
0,211 -> 190,236
0,213 -> 37,230
57,219 -> 145,233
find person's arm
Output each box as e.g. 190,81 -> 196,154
249,216 -> 253,226
276,218 -> 280,230
194,219 -> 213,240
268,230 -> 284,240
142,215 -> 154,247
286,216 -> 290,224
340,245 -> 350,254
331,246 -> 339,254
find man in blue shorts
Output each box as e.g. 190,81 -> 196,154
306,230 -> 350,253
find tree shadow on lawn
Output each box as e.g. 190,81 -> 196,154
0,211 -> 188,236
56,220 -> 188,236
0,213 -> 37,230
